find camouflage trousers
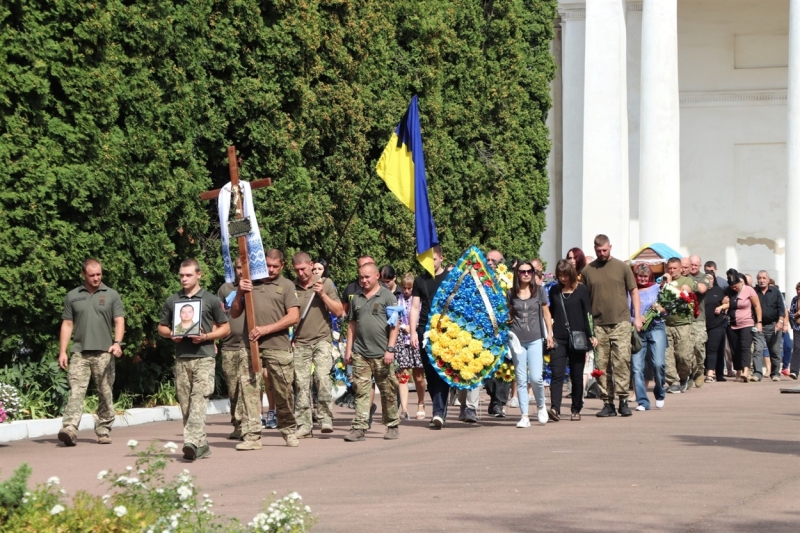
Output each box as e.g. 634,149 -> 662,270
665,324 -> 694,385
252,349 -> 296,436
594,322 -> 632,401
351,353 -> 399,430
175,357 -> 215,447
293,340 -> 335,432
221,348 -> 262,441
62,351 -> 115,437
691,321 -> 708,377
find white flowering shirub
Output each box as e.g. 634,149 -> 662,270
3,442 -> 316,532
0,382 -> 23,420
248,492 -> 317,533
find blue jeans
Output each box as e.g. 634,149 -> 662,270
631,322 -> 666,409
513,339 -> 545,416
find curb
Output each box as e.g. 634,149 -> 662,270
0,399 -> 231,443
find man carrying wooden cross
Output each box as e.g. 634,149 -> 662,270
232,249 -> 301,448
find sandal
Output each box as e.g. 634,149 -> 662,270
547,408 -> 560,422
570,412 -> 581,421
704,376 -> 715,383
416,404 -> 426,420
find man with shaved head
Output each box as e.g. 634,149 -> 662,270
344,262 -> 401,441
687,255 -> 709,387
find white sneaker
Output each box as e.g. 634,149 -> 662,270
635,405 -> 646,411
655,399 -> 665,409
537,406 -> 548,425
508,397 -> 519,408
516,416 -> 531,428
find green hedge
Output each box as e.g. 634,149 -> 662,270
0,0 -> 555,402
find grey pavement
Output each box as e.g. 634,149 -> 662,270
2,378 -> 799,532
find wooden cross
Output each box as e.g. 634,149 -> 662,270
201,145 -> 271,373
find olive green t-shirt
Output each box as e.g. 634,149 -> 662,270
348,286 -> 397,358
62,283 -> 125,353
689,272 -> 711,323
217,282 -> 246,350
160,288 -> 228,358
582,257 -> 637,326
249,276 -> 300,351
665,276 -> 699,327
293,277 -> 341,346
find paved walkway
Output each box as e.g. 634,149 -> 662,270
2,378 -> 799,532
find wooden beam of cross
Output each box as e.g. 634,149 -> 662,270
201,145 -> 272,374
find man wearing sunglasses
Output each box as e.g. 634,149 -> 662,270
484,249 -> 513,418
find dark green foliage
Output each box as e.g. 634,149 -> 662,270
0,463 -> 31,524
0,0 -> 555,396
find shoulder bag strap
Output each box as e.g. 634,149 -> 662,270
559,291 -> 572,334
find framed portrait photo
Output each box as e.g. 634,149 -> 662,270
172,300 -> 202,337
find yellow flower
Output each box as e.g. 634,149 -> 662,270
468,339 -> 483,355
430,314 -> 441,328
496,263 -> 508,274
460,368 -> 475,381
468,359 -> 484,373
450,357 -> 465,371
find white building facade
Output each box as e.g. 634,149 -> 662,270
541,0 -> 800,289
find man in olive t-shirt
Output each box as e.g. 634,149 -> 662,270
233,249 -> 300,448
158,259 -> 229,461
217,256 -> 253,441
688,255 -> 710,388
292,252 -> 343,437
581,235 -> 641,418
57,259 -> 125,447
344,263 -> 401,442
662,257 -> 699,393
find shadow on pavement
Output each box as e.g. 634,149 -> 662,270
674,435 -> 800,457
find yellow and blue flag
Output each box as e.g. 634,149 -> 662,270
376,95 -> 439,275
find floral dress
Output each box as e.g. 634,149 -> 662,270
395,293 -> 424,374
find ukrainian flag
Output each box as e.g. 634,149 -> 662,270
376,95 -> 439,275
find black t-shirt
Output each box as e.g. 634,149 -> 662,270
548,284 -> 592,343
704,286 -> 727,330
412,270 -> 449,333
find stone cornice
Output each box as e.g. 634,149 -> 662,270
680,89 -> 787,107
559,2 -> 641,20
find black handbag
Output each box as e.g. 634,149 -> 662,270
560,292 -> 590,352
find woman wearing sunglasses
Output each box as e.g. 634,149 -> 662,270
508,260 -> 554,427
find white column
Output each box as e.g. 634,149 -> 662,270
582,0 -> 629,257
787,0 -> 800,288
561,11 -> 586,255
638,0 -> 680,249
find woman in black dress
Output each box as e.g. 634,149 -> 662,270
548,260 -> 596,421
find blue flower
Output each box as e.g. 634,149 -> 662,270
456,317 -> 466,328
491,345 -> 502,356
465,321 -> 477,333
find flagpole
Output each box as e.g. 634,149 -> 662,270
328,172 -> 376,261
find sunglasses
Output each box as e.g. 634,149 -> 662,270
518,269 -> 533,275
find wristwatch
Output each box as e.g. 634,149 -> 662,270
386,346 -> 396,353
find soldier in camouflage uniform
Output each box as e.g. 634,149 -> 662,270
218,257 -> 259,440
688,255 -> 710,387
291,252 -> 343,437
58,259 -> 126,447
159,259 -> 229,461
232,249 -> 301,449
344,263 -> 401,442
581,235 -> 642,418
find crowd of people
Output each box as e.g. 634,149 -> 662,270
54,235 -> 800,458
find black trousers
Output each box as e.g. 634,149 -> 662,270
419,328 -> 450,419
705,324 -> 727,376
791,332 -> 800,375
729,327 -> 753,371
484,376 -> 510,415
549,341 -> 586,414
